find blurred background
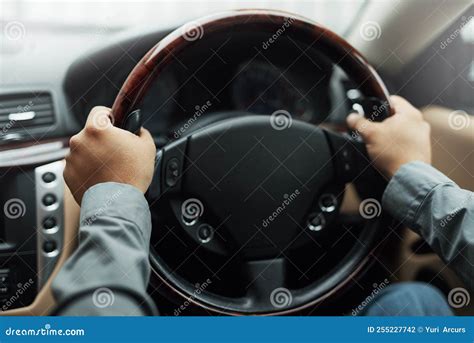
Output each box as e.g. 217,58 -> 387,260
0,0 -> 364,35
0,0 -> 364,59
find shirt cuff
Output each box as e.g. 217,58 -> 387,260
382,161 -> 455,228
80,182 -> 151,241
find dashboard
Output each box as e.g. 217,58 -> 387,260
231,61 -> 318,120
139,58 -> 333,140
62,28 -> 348,146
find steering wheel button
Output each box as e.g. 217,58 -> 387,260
319,194 -> 337,213
308,213 -> 326,232
169,160 -> 178,171
165,158 -> 180,187
42,193 -> 57,207
197,224 -> 214,243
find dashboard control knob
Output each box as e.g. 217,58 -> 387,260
42,193 -> 57,207
42,172 -> 56,183
42,216 -> 57,230
43,240 -> 57,253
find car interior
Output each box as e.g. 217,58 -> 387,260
0,0 -> 472,316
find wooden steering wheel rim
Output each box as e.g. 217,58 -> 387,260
111,9 -> 393,127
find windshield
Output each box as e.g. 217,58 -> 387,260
1,0 -> 366,37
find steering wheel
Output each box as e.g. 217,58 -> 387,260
111,9 -> 394,315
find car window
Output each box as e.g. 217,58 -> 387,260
397,6 -> 473,113
0,0 -> 366,37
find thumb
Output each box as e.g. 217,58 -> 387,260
346,113 -> 378,140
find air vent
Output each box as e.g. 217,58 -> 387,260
0,92 -> 55,132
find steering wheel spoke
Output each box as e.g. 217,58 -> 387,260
242,258 -> 290,308
323,130 -> 373,184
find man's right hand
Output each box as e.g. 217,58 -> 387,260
346,95 -> 432,178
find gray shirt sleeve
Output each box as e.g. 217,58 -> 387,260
382,161 -> 473,289
52,182 -> 158,315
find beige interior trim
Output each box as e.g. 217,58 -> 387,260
2,176 -> 80,315
340,183 -> 361,214
423,105 -> 474,191
393,228 -> 473,315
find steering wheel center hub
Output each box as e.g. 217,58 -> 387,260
173,116 -> 334,257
